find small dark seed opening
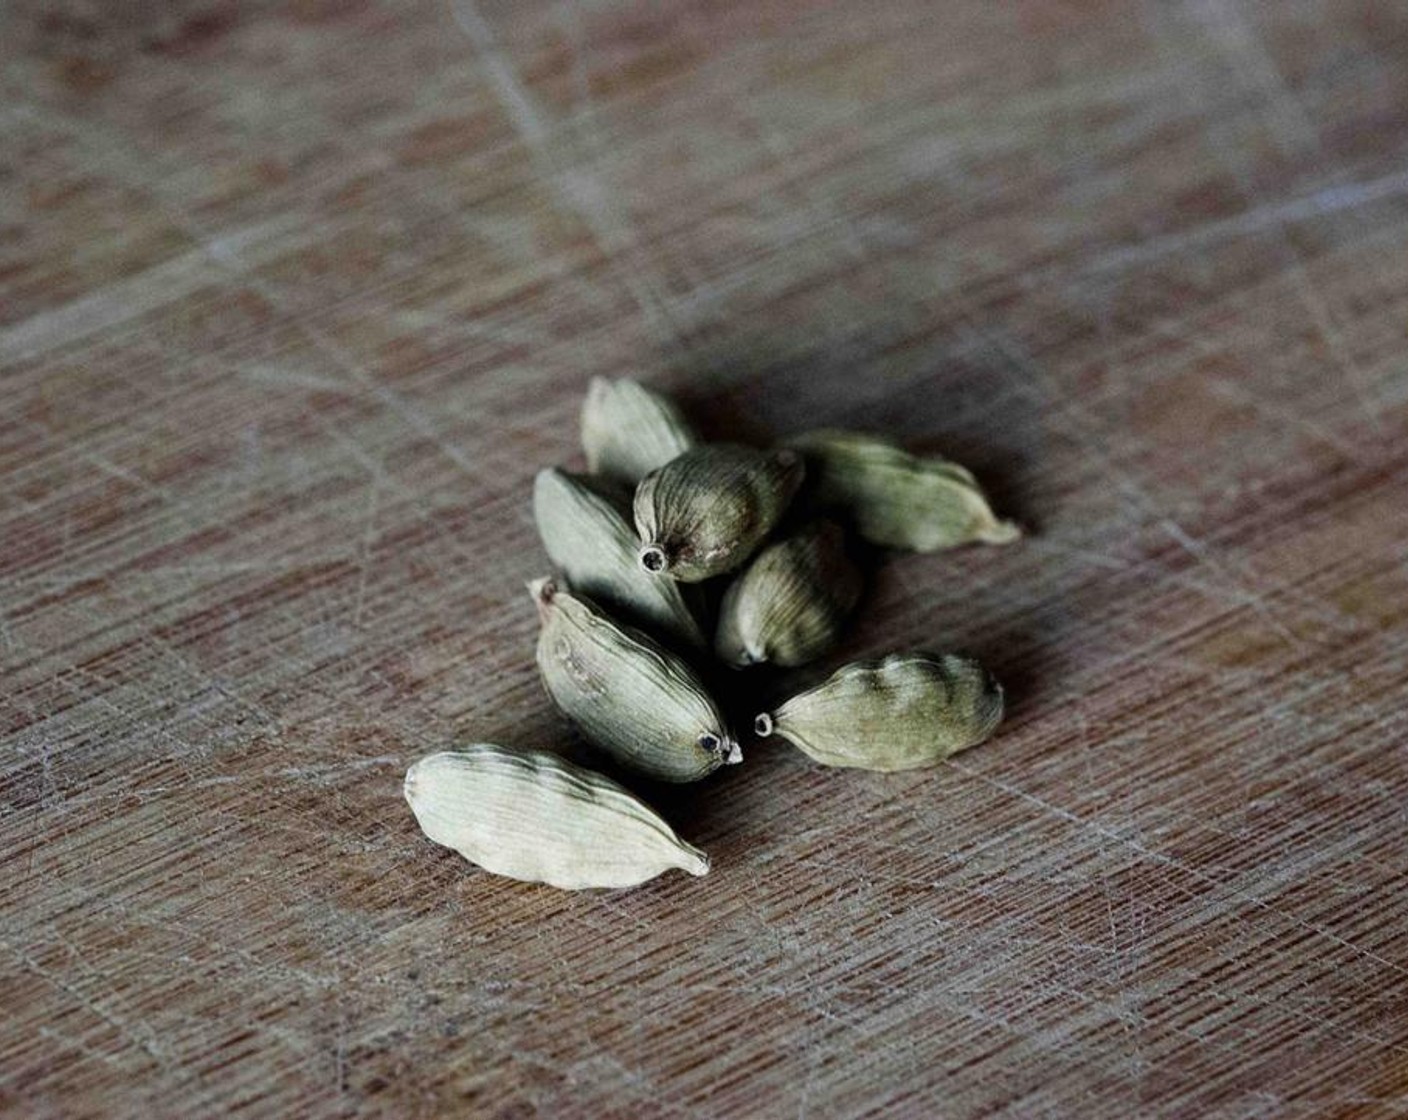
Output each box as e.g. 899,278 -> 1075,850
640,545 -> 667,573
754,713 -> 774,737
698,732 -> 720,754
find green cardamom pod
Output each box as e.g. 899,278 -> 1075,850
531,577 -> 740,781
581,377 -> 698,485
533,467 -> 707,650
635,445 -> 805,582
755,652 -> 1004,770
788,429 -> 1019,551
405,746 -> 708,889
715,519 -> 863,668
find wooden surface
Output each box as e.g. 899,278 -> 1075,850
4,1 -> 1408,1116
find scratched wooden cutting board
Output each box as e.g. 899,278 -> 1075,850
4,1 -> 1408,1116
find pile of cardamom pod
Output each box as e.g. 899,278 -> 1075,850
404,379 -> 1020,890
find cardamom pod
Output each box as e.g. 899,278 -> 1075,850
635,445 -> 805,582
404,746 -> 708,889
531,577 -> 741,781
755,652 -> 1004,771
533,467 -> 707,650
715,519 -> 863,668
788,429 -> 1019,551
581,377 -> 698,485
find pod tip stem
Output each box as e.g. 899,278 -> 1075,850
982,519 -> 1023,545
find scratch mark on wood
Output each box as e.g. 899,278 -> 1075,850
946,762 -> 1408,983
351,481 -> 382,630
450,0 -> 689,351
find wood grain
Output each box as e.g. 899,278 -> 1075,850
4,1 -> 1408,1116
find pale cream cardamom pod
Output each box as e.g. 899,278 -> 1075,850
581,377 -> 698,485
634,445 -> 805,582
788,429 -> 1019,551
404,746 -> 708,889
755,652 -> 1004,771
531,577 -> 741,781
533,467 -> 707,650
715,519 -> 863,668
